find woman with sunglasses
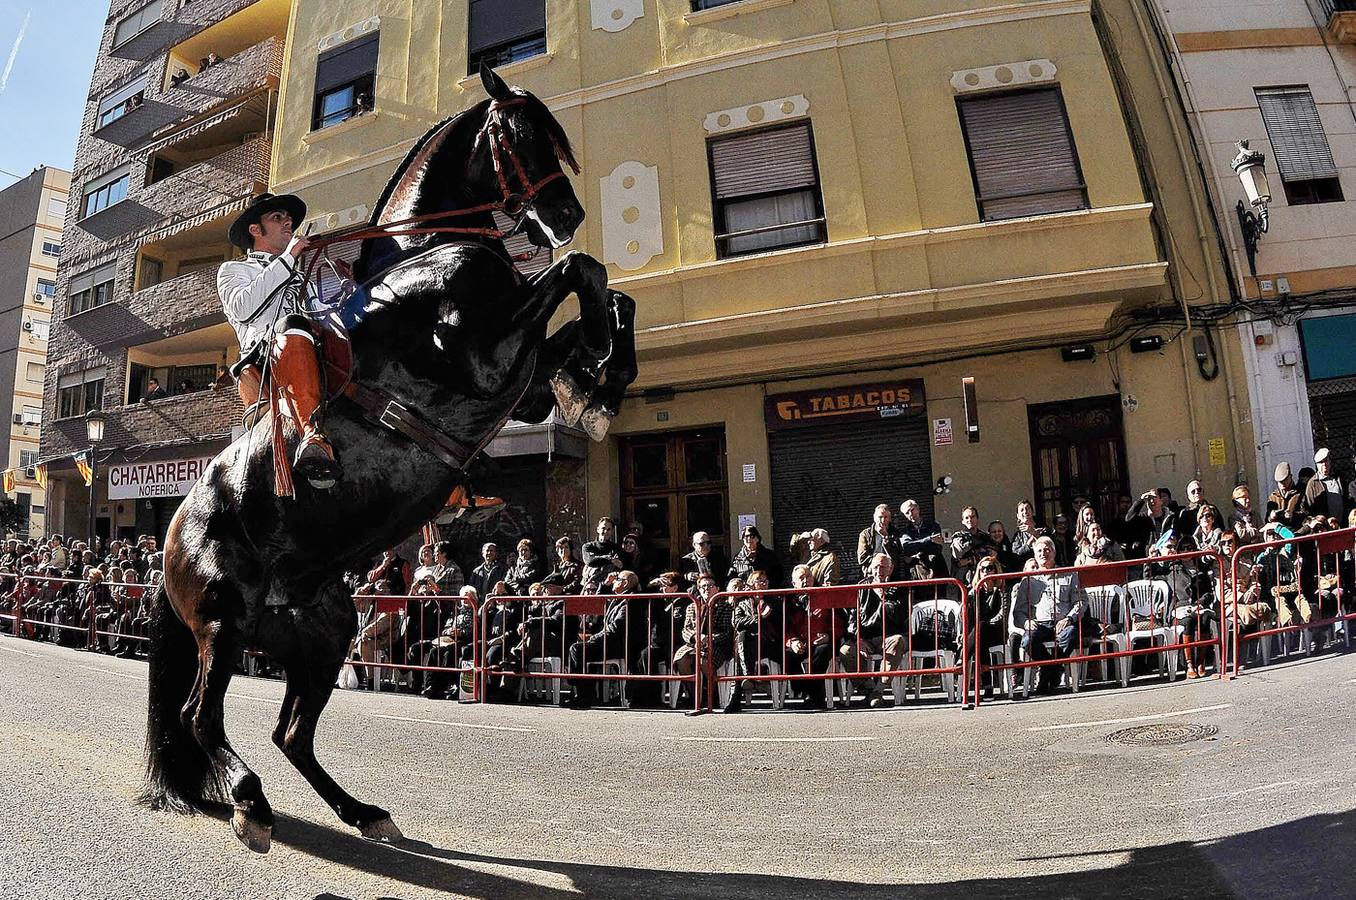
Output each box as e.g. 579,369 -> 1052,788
969,553 -> 1008,697
730,524 -> 783,588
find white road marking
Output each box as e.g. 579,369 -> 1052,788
373,714 -> 535,733
227,692 -> 283,705
75,664 -> 142,680
671,736 -> 875,743
1184,779 -> 1297,804
1027,703 -> 1233,732
0,641 -> 39,657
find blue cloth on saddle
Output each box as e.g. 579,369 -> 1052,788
319,282 -> 371,331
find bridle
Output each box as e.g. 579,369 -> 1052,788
474,96 -> 578,219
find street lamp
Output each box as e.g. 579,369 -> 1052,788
84,409 -> 106,554
1231,140 -> 1271,278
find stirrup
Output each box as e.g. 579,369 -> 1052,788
294,435 -> 342,489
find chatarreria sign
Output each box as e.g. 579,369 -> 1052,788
107,457 -> 212,500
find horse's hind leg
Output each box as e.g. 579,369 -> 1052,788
188,616 -> 274,852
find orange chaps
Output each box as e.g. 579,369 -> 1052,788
236,328 -> 338,476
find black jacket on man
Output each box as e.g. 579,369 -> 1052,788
730,544 -> 783,587
679,549 -> 729,588
850,580 -> 908,637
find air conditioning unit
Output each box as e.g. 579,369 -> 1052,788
33,293 -> 48,303
24,467 -> 35,478
21,321 -> 32,332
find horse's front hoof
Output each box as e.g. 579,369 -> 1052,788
359,816 -> 403,842
549,372 -> 589,426
232,809 -> 273,854
579,406 -> 613,442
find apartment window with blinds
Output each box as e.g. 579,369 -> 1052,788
312,33 -> 379,130
57,371 -> 105,419
467,0 -> 546,75
81,166 -> 131,218
96,74 -> 148,130
708,122 -> 826,258
68,263 -> 116,316
957,87 -> 1088,221
1256,86 -> 1344,206
112,0 -> 162,50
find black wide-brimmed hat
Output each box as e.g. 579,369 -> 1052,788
228,192 -> 307,250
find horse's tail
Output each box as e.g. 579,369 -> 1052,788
138,582 -> 223,813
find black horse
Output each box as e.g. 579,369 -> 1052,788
140,66 -> 638,852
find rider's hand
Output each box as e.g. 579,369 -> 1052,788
285,233 -> 311,259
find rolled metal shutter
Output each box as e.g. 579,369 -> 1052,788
469,0 -> 546,55
314,238 -> 363,302
1256,87 -> 1339,183
316,33 -> 379,94
1309,378 -> 1356,463
958,88 -> 1086,220
711,123 -> 817,200
768,416 -> 934,583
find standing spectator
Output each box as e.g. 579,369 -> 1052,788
898,499 -> 948,578
1267,462 -> 1304,529
841,553 -> 907,708
857,503 -> 901,573
1010,500 -> 1049,570
1122,489 -> 1174,560
505,538 -> 544,596
142,378 -> 167,402
678,531 -> 729,590
730,524 -> 782,587
1011,537 -> 1093,695
1229,485 -> 1261,544
550,537 -> 583,594
790,528 -> 841,587
949,506 -> 994,583
1304,448 -> 1349,521
366,548 -> 411,596
1176,480 -> 1208,538
410,544 -> 437,585
987,520 -> 1018,572
581,517 -> 622,592
468,542 -> 506,598
1051,513 -> 1075,566
430,541 -> 464,596
620,532 -> 651,586
1072,504 -> 1098,551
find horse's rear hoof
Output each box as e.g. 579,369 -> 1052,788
232,809 -> 273,854
359,816 -> 403,843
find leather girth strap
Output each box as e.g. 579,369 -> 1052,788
340,380 -> 468,473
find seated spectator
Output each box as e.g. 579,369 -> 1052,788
354,579 -> 399,677
1075,520 -> 1124,567
1011,537 -> 1094,696
672,575 -> 734,691
550,537 -> 583,594
1229,485 -> 1261,544
969,554 -> 1007,695
468,542 -> 506,599
1188,505 -> 1224,552
141,378 -> 167,402
789,528 -> 840,586
840,553 -> 907,708
565,570 -> 639,708
1220,557 -> 1274,671
857,503 -> 901,574
417,586 -> 477,700
727,569 -> 786,713
730,524 -> 781,588
784,566 -> 840,707
679,530 -> 729,591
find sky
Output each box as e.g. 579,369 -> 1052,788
0,0 -> 104,185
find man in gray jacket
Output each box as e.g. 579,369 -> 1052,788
1011,536 -> 1091,694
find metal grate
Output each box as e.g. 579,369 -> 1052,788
1105,723 -> 1218,746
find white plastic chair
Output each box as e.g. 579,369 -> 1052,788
823,657 -> 853,708
586,659 -> 627,704
518,655 -> 563,705
1009,612 -> 1084,696
755,658 -> 789,709
1125,579 -> 1178,681
715,658 -> 738,709
908,599 -> 962,703
1084,585 -> 1129,687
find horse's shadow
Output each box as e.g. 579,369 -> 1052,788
235,806 -> 1356,900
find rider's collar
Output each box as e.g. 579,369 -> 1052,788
246,250 -> 275,263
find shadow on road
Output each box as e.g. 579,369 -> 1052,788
253,806 -> 1354,900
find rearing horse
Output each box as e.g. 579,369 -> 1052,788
141,66 -> 637,853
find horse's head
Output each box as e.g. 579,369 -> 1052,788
471,64 -> 584,250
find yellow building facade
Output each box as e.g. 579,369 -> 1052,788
273,0 -> 1254,573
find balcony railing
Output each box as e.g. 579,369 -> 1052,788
61,268 -> 223,351
139,135 -> 271,222
159,36 -> 283,122
1321,0 -> 1356,41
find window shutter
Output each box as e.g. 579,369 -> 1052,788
83,165 -> 131,198
469,0 -> 546,55
958,88 -> 1086,220
1256,87 -> 1339,183
69,263 -> 117,296
316,33 -> 379,94
98,74 -> 147,118
711,123 -> 817,200
113,1 -> 162,47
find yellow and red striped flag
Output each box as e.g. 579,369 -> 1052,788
1,469 -> 13,493
75,452 -> 93,487
34,464 -> 47,490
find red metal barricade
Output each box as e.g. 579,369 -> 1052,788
1228,527 -> 1355,677
476,591 -> 703,711
703,578 -> 969,711
348,591 -> 480,699
972,550 -> 1228,707
6,573 -> 151,653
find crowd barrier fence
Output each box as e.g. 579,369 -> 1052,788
349,592 -> 481,700
2,573 -> 151,653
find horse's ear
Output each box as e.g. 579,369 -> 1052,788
480,61 -> 512,102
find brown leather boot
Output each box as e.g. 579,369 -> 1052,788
434,485 -> 505,525
272,332 -> 342,488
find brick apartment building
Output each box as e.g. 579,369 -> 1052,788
40,0 -> 288,545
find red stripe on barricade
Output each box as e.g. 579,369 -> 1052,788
349,592 -> 480,700
972,550 -> 1228,708
475,591 -> 702,712
704,578 -> 969,713
10,574 -> 153,652
1228,527 -> 1356,678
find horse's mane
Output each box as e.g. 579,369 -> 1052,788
355,91 -> 577,281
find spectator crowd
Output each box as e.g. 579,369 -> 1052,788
3,447 -> 1354,711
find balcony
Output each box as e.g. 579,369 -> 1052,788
109,2 -> 195,62
158,36 -> 282,124
45,388 -> 241,461
140,135 -> 270,225
91,90 -> 186,149
1322,1 -> 1356,42
62,268 -> 223,350
76,198 -> 163,243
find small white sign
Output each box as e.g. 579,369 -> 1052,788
742,463 -> 756,483
933,418 -> 954,447
108,457 -> 212,500
738,514 -> 757,533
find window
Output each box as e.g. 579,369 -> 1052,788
41,242 -> 60,257
467,0 -> 545,74
96,74 -> 148,129
692,0 -> 746,8
957,87 -> 1088,221
708,121 -> 826,258
19,450 -> 38,468
1256,86 -> 1344,206
20,406 -> 41,426
27,319 -> 49,341
25,362 -> 44,384
35,279 -> 56,300
112,0 -> 163,49
57,370 -> 105,419
69,263 -> 116,316
82,167 -> 131,218
46,197 -> 67,223
139,256 -> 163,289
312,33 -> 379,130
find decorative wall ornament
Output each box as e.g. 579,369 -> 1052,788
318,17 -> 380,52
950,59 -> 1056,94
304,204 -> 370,234
591,0 -> 645,33
600,161 -> 662,272
703,94 -> 809,134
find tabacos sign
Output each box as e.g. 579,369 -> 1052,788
764,380 -> 926,430
107,457 -> 212,500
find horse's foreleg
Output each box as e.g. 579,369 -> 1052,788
579,290 -> 638,441
188,621 -> 274,852
516,251 -> 613,424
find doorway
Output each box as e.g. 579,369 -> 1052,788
620,428 -> 729,574
1028,395 -> 1129,526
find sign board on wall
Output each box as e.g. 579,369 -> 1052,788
107,457 -> 212,500
933,418 -> 954,446
764,380 -> 926,431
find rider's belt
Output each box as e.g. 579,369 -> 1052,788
341,380 -> 469,472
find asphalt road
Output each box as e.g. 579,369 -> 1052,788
1,632 -> 1352,900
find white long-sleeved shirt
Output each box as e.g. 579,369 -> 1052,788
217,250 -> 318,354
